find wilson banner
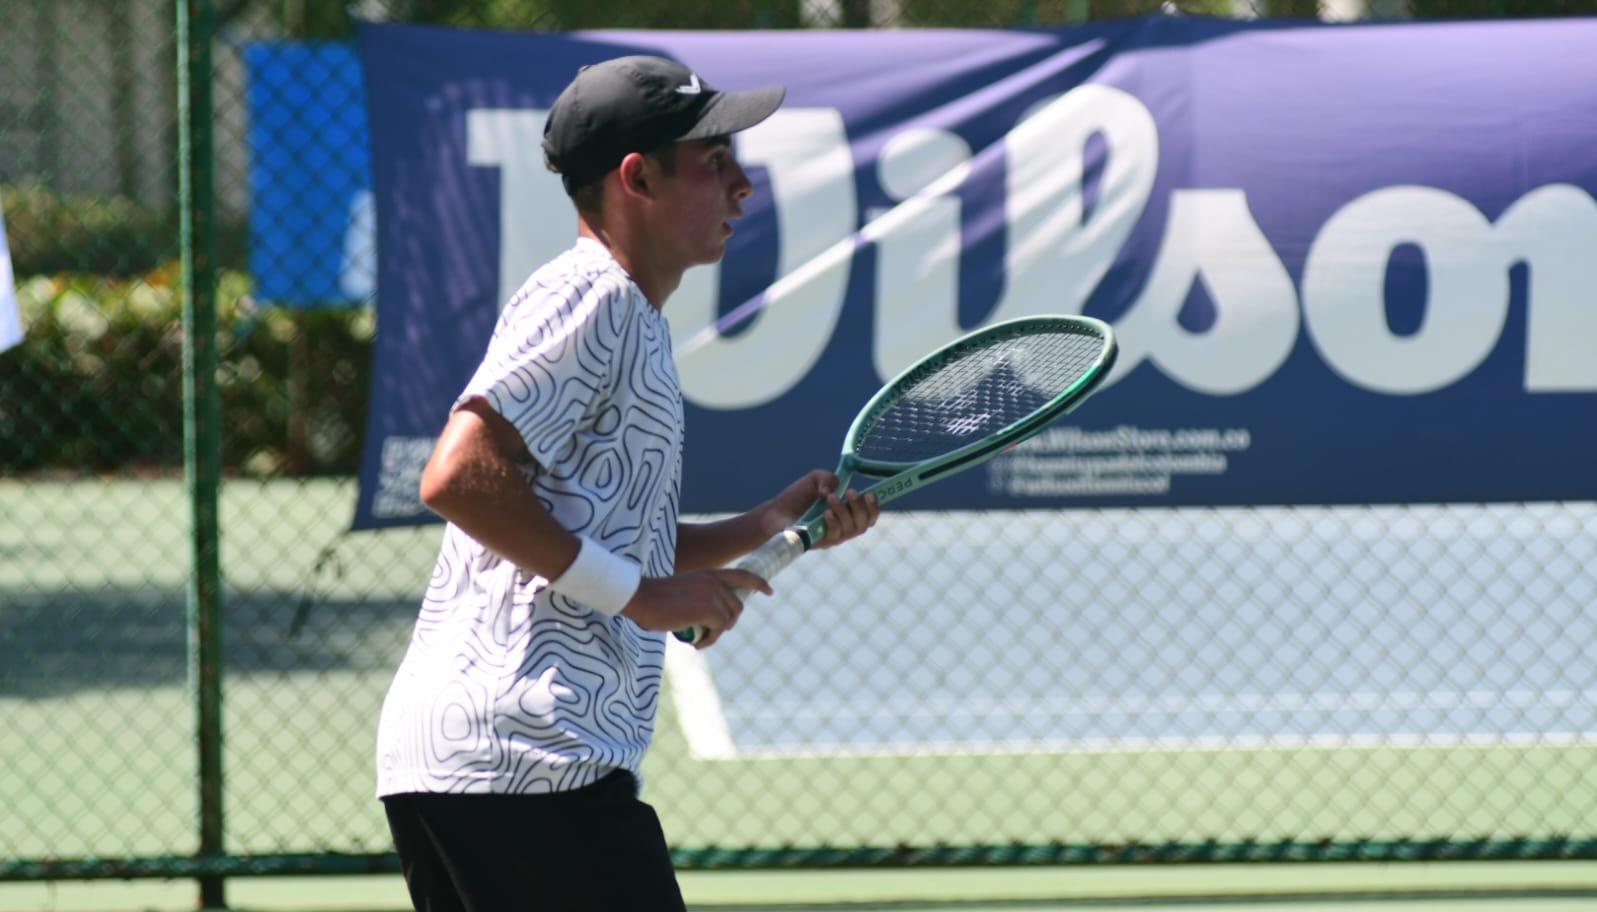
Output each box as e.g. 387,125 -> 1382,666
330,17 -> 1597,527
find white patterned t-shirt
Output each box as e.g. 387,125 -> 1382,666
376,237 -> 683,796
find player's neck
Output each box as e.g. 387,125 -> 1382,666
578,221 -> 678,311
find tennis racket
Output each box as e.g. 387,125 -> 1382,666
676,314 -> 1118,645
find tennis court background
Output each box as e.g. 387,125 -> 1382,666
3,0 -> 1597,909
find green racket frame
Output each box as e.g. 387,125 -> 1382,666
676,315 -> 1117,644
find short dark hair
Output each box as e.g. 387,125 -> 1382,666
549,144 -> 679,217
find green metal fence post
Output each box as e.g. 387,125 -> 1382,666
178,0 -> 225,907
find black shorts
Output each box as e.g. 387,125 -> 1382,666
382,770 -> 685,912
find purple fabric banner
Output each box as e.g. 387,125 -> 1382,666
353,17 -> 1597,528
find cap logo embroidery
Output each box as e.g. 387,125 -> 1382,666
674,74 -> 702,95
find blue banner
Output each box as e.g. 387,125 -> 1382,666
349,18 -> 1597,529
244,42 -> 373,305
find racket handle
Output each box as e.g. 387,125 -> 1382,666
674,529 -> 809,645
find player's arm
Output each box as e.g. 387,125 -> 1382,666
675,470 -> 880,573
421,398 -> 769,639
420,398 -> 580,578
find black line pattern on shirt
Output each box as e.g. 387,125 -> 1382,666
377,242 -> 680,797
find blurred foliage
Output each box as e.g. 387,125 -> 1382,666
0,269 -> 373,476
2,182 -> 248,278
3,182 -> 178,278
228,0 -> 789,34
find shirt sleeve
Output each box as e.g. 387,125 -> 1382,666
457,274 -> 630,466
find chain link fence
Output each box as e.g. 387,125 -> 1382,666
3,0 -> 1596,902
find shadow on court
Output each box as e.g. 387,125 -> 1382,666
0,587 -> 417,698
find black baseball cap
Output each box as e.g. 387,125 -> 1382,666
542,55 -> 785,190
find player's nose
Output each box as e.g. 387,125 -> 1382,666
728,157 -> 753,203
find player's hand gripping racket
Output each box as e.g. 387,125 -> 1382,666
675,315 -> 1118,645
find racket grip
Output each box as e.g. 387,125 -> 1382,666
674,529 -> 809,645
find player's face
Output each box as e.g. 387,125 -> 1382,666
651,137 -> 752,266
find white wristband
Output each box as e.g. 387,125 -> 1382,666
549,536 -> 641,617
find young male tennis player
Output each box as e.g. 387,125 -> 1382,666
376,56 -> 879,911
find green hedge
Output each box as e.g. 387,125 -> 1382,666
1,269 -> 374,476
2,181 -> 250,277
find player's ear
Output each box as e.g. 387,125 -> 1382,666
616,152 -> 654,201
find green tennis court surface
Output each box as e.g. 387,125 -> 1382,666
3,479 -> 1594,901
2,865 -> 1597,910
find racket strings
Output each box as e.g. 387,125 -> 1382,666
854,330 -> 1106,464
